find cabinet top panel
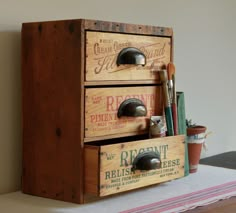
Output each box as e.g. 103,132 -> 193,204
22,18 -> 173,37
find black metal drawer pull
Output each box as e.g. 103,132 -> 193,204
116,47 -> 146,66
131,151 -> 161,171
117,98 -> 147,118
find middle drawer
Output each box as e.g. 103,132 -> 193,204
85,86 -> 163,141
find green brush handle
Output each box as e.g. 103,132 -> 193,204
165,106 -> 174,136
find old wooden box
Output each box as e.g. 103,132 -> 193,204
85,135 -> 184,197
21,19 -> 185,204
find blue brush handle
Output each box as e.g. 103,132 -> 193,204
165,107 -> 174,136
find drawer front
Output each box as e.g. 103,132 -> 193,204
86,31 -> 171,81
85,135 -> 185,196
85,86 -> 163,139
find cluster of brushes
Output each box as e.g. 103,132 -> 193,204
159,63 -> 178,136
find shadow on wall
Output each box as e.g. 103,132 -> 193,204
0,31 -> 22,194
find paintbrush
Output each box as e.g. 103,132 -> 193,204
167,63 -> 174,103
159,70 -> 174,136
167,63 -> 178,135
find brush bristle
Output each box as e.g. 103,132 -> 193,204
167,63 -> 175,80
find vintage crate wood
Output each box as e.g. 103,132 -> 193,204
84,135 -> 185,196
22,18 -> 176,204
85,86 -> 163,139
86,32 -> 171,81
84,146 -> 99,195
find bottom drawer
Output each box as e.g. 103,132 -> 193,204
84,135 -> 185,197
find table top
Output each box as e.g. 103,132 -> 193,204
188,151 -> 236,212
0,165 -> 236,213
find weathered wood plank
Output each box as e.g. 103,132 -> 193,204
84,146 -> 100,195
86,31 -> 171,81
85,86 -> 163,139
22,19 -> 85,203
84,135 -> 185,196
83,19 -> 173,36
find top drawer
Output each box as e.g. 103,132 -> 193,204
85,32 -> 171,81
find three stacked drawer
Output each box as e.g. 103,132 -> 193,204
22,19 -> 185,203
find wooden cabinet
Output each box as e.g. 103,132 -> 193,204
21,19 -> 184,204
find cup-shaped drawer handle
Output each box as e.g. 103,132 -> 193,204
131,151 -> 161,171
117,98 -> 147,118
116,47 -> 146,66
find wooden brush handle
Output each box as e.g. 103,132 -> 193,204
172,103 -> 178,135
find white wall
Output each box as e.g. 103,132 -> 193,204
0,0 -> 236,194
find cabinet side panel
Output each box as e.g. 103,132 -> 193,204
21,20 -> 84,203
84,146 -> 99,195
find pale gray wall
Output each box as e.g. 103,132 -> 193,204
0,0 -> 235,194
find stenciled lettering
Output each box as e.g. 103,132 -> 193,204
120,145 -> 168,167
90,113 -> 113,123
113,41 -> 132,52
106,94 -> 155,112
139,43 -> 166,59
105,168 -> 135,180
94,43 -> 113,55
161,159 -> 180,168
94,55 -> 117,74
92,41 -> 168,75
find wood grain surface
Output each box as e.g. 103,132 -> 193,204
85,86 -> 163,139
22,19 -> 85,203
21,18 -> 174,204
85,135 -> 185,196
86,31 -> 171,81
